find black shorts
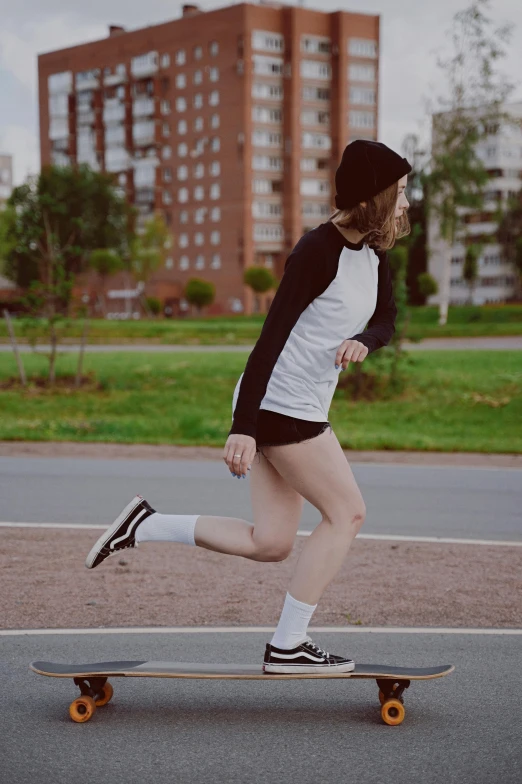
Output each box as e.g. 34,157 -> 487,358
255,408 -> 332,458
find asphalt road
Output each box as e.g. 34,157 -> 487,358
1,335 -> 521,352
2,630 -> 521,783
1,455 -> 520,541
2,455 -> 521,783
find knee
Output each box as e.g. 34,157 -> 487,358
252,538 -> 293,563
325,504 -> 366,533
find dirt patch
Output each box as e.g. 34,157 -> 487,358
2,528 -> 521,630
0,440 -> 520,467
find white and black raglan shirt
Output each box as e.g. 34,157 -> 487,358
229,220 -> 397,440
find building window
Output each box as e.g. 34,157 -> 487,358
180,254 -> 189,270
162,145 -> 172,159
177,164 -> 188,180
176,50 -> 186,65
252,106 -> 283,123
178,142 -> 188,157
252,54 -> 284,77
178,119 -> 187,134
252,30 -> 284,53
253,224 -> 284,242
176,97 -> 187,112
162,122 -> 171,137
349,110 -> 375,129
165,256 -> 174,269
176,73 -> 186,89
162,190 -> 172,205
178,188 -> 189,203
302,86 -> 330,102
348,38 -> 378,58
301,110 -> 330,126
210,161 -> 220,176
211,207 -> 221,221
209,41 -> 219,56
209,67 -> 219,82
252,155 -> 283,171
209,90 -> 220,106
180,210 -> 189,224
302,132 -> 331,149
210,113 -> 220,129
252,130 -> 282,147
194,185 -> 204,201
252,83 -> 284,100
300,178 -> 330,196
195,254 -> 205,269
210,183 -> 220,200
195,207 -> 206,224
301,36 -> 331,55
161,100 -> 171,115
193,69 -> 203,85
194,45 -> 203,60
252,201 -> 283,218
193,93 -> 203,109
349,86 -> 376,105
163,166 -> 172,182
252,178 -> 271,194
194,162 -> 204,178
349,63 -> 376,82
301,60 -> 331,80
195,232 -> 204,246
161,53 -> 171,68
210,230 -> 220,245
179,233 -> 189,248
194,116 -> 204,131
210,136 -> 220,152
210,253 -> 221,268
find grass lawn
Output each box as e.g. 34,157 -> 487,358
0,349 -> 520,453
1,305 -> 522,344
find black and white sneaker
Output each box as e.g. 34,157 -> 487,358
263,636 -> 355,674
85,495 -> 155,569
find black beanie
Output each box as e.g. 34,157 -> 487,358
334,140 -> 412,210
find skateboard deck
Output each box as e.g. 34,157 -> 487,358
30,660 -> 454,726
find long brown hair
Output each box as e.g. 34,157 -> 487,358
329,180 -> 410,251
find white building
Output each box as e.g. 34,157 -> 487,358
427,101 -> 522,306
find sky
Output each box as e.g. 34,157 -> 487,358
1,0 -> 521,186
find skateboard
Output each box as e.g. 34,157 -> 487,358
30,659 -> 454,726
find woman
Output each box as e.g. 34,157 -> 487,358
85,139 -> 411,674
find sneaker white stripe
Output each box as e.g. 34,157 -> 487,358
110,508 -> 150,549
270,651 -> 326,662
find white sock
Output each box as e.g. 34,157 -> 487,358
135,513 -> 200,546
270,591 -> 318,649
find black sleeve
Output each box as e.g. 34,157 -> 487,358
228,234 -> 336,440
347,250 -> 397,353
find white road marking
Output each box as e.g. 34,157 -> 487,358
1,521 -> 521,547
1,626 -> 521,637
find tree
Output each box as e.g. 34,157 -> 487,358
89,248 -> 124,316
127,212 -> 172,316
185,278 -> 215,315
497,189 -> 522,300
3,164 -> 134,301
462,242 -> 483,304
423,0 -> 518,324
1,163 -> 135,383
244,266 -> 277,314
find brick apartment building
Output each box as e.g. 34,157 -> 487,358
38,1 -> 380,317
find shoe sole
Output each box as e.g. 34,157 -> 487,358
85,495 -> 147,569
263,662 -> 355,674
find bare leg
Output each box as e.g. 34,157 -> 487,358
192,450 -> 305,562
261,428 -> 366,606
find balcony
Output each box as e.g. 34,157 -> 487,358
103,101 -> 126,124
131,52 -> 159,79
133,98 -> 155,118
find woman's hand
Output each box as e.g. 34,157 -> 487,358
335,339 -> 369,370
223,434 -> 257,477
